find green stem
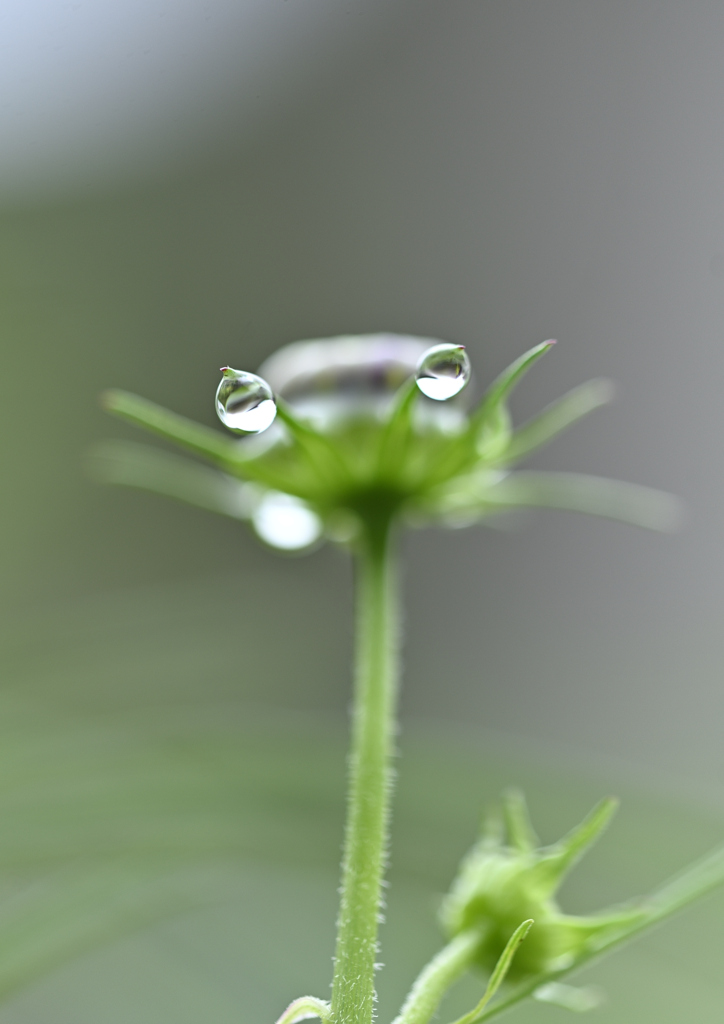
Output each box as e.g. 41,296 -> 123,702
330,515 -> 399,1024
391,930 -> 483,1024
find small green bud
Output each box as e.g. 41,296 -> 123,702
440,791 -> 643,980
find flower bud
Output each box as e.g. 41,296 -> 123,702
440,792 -> 641,979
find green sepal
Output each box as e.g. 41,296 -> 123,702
480,804 -> 505,849
532,797 -> 619,895
424,343 -> 555,485
502,790 -> 539,854
274,398 -> 353,489
473,341 -> 555,458
501,378 -> 615,465
429,470 -> 682,533
88,440 -> 258,521
102,390 -> 241,467
101,390 -> 316,494
474,342 -> 556,428
375,377 -> 420,483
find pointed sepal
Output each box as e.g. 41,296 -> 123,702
533,798 -> 619,895
88,440 -> 258,520
274,398 -> 352,489
502,789 -> 539,854
101,391 -> 310,492
473,341 -> 556,459
433,470 -> 682,533
480,803 -> 505,850
501,378 -> 615,465
376,377 -> 421,483
102,390 -> 241,467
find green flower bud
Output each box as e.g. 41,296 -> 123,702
440,791 -> 644,980
98,333 -> 679,551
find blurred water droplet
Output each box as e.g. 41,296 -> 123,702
415,344 -> 471,400
216,368 -> 277,433
252,492 -> 323,551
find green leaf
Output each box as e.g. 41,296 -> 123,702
501,379 -> 615,465
88,440 -> 257,520
447,920 -> 533,1024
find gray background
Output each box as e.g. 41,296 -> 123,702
3,0 -> 720,795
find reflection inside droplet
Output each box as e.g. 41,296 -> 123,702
415,344 -> 471,401
252,492 -> 323,550
216,368 -> 277,433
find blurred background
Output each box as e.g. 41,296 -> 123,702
1,1 -> 724,1020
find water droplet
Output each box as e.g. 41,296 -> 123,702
215,367 -> 277,433
415,344 -> 471,401
252,492 -> 323,551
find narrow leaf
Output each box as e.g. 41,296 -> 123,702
448,920 -> 533,1024
89,440 -> 257,520
102,390 -> 240,466
479,471 -> 682,532
502,379 -> 615,464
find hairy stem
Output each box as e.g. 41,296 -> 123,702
391,930 -> 483,1024
330,515 -> 399,1024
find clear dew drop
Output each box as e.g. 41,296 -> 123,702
215,368 -> 277,433
415,344 -> 471,401
252,492 -> 323,551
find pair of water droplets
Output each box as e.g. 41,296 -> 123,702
216,343 -> 471,433
215,343 -> 471,549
